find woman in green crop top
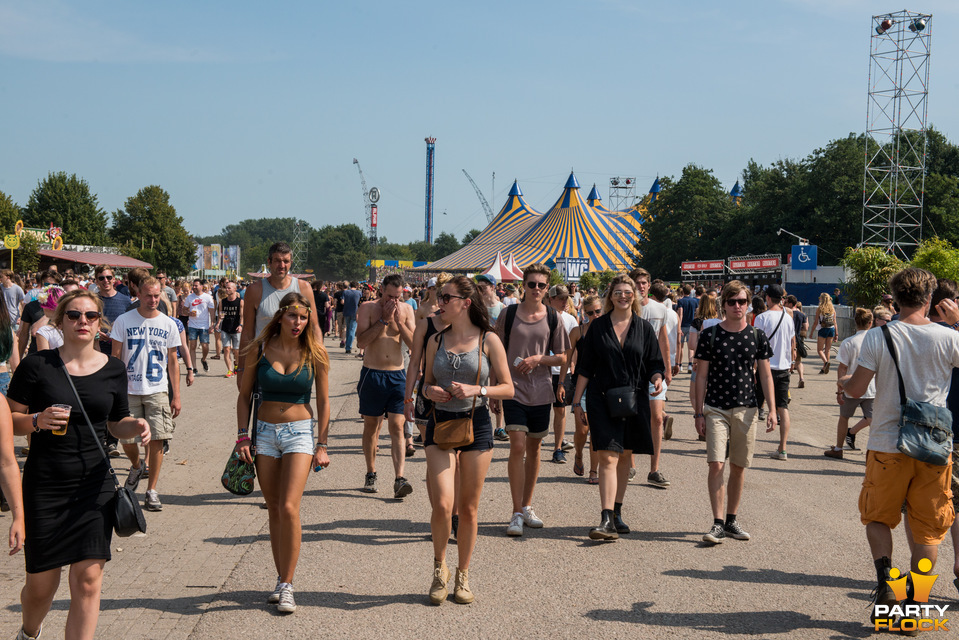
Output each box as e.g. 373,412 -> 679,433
235,292 -> 329,614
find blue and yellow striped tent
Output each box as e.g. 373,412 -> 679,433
417,173 -> 643,274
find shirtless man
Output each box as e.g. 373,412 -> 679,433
356,274 -> 417,498
236,242 -> 321,390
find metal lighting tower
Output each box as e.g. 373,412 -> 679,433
609,176 -> 636,211
424,137 -> 436,243
352,158 -> 379,279
291,219 -> 307,274
861,10 -> 932,259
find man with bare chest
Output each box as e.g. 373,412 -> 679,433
356,274 -> 417,498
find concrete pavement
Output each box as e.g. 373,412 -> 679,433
1,337 -> 956,639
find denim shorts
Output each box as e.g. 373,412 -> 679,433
187,326 -> 210,343
0,371 -> 10,396
221,331 -> 240,350
255,418 -> 315,458
818,327 -> 836,339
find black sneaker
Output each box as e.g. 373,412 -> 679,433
845,433 -> 858,450
551,449 -> 567,464
723,520 -> 751,540
201,359 -> 209,372
393,476 -> 413,499
703,523 -> 725,545
868,581 -> 899,623
647,471 -> 670,488
107,443 -> 121,458
451,514 -> 459,541
362,472 -> 377,493
413,434 -> 423,444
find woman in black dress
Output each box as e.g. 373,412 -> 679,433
572,275 -> 665,541
7,289 -> 150,640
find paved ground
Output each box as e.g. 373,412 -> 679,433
1,337 -> 957,639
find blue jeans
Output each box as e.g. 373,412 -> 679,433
345,315 -> 358,350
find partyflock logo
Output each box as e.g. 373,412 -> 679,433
873,558 -> 950,632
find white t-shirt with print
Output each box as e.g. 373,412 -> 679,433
857,321 -> 959,454
838,330 -> 876,399
111,310 -> 182,395
184,293 -> 215,329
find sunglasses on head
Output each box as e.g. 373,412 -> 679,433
726,297 -> 750,306
525,281 -> 548,290
65,310 -> 102,321
97,275 -> 114,281
438,293 -> 467,304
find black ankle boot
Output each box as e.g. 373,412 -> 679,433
588,509 -> 619,541
612,511 -> 630,534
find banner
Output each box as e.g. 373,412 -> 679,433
223,245 -> 240,273
203,246 -> 212,270
681,260 -> 725,272
729,257 -> 781,271
210,244 -> 222,270
194,245 -> 203,271
555,257 -> 590,282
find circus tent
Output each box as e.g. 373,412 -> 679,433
416,173 -> 643,274
481,251 -> 524,282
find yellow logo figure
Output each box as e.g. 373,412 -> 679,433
885,558 -> 938,602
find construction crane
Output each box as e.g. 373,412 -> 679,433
352,158 -> 377,278
462,169 -> 495,224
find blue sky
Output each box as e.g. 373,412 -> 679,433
1,1 -> 957,245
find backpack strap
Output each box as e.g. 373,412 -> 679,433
502,304 -> 519,354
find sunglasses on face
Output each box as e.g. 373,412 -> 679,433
612,291 -> 634,298
525,282 -> 548,290
726,298 -> 750,306
585,309 -> 600,317
97,275 -> 114,281
65,310 -> 102,322
438,293 -> 467,304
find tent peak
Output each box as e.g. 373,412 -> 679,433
508,180 -> 523,197
564,172 -> 580,190
586,184 -> 602,201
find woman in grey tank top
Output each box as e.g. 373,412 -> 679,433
420,276 -> 513,606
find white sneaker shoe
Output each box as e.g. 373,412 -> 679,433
267,577 -> 282,603
506,512 -> 524,536
276,583 -> 296,613
521,506 -> 544,528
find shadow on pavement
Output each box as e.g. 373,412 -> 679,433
662,565 -> 865,590
205,518 -> 430,547
585,601 -> 873,637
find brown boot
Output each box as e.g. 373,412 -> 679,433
454,567 -> 474,604
429,559 -> 450,605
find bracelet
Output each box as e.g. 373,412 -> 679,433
403,398 -> 414,405
952,321 -> 959,330
236,436 -> 251,444
694,413 -> 704,419
315,443 -> 328,449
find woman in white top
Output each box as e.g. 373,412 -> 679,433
33,287 -> 66,351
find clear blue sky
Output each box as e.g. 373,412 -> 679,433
1,1 -> 956,245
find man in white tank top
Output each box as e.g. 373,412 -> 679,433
236,242 -> 321,389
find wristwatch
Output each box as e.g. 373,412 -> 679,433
480,386 -> 488,397
32,413 -> 40,432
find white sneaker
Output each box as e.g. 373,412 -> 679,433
16,625 -> 41,640
267,577 -> 282,604
521,506 -> 544,528
506,512 -> 524,536
276,583 -> 296,613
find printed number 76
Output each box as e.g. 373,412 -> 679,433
127,338 -> 165,383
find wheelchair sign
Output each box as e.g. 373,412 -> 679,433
791,245 -> 817,270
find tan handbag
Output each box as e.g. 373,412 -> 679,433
432,333 -> 484,450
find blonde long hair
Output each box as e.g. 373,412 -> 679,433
817,292 -> 835,316
245,292 -> 329,374
602,275 -> 642,315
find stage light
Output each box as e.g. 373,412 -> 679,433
909,18 -> 926,32
876,18 -> 894,35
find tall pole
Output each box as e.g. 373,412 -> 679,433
425,137 -> 436,244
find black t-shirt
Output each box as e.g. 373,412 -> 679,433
693,324 -> 773,410
333,290 -> 344,312
21,300 -> 45,355
791,309 -> 807,335
315,291 -> 330,312
220,297 -> 242,333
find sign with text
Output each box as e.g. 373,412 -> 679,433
371,205 -> 378,228
790,244 -> 817,270
681,260 -> 725,272
556,257 -> 590,282
729,257 -> 781,271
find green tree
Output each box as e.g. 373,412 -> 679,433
461,229 -> 482,245
197,217 -> 302,274
432,232 -> 461,262
310,224 -> 368,281
0,191 -> 19,234
909,237 -> 959,282
839,246 -> 905,308
14,233 -> 40,273
112,185 -> 195,276
23,172 -> 109,245
578,269 -> 618,294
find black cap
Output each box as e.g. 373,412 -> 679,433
765,284 -> 785,300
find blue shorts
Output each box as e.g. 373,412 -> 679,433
818,327 -> 836,339
425,406 -> 494,452
649,380 -> 668,402
187,327 -> 210,343
255,418 -> 315,458
357,367 -> 406,417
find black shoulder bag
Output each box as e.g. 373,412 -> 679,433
880,324 -> 953,466
604,317 -> 641,419
59,359 -> 147,537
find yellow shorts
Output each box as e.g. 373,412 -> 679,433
859,450 -> 955,545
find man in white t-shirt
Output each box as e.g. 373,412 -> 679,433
631,269 -> 672,488
825,308 -> 875,459
649,283 -> 680,441
112,278 -> 182,512
752,284 -> 796,460
546,285 -> 578,463
184,278 -> 215,374
842,267 -> 959,623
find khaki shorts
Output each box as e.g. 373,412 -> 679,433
120,392 -> 175,443
705,405 -> 757,469
859,450 -> 955,545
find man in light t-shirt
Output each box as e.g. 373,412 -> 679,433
824,308 -> 875,459
112,278 -> 182,512
546,285 -> 578,464
184,278 -> 215,374
630,269 -> 673,488
842,267 -> 959,623
649,283 -> 680,442
753,284 -> 796,460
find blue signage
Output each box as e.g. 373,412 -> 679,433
555,258 -> 590,282
791,245 -> 817,270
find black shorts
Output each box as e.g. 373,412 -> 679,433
502,400 -> 551,438
425,406 -> 494,453
755,368 -> 791,409
358,367 -> 406,417
551,374 -> 573,408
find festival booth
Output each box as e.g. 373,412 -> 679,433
38,248 -> 153,272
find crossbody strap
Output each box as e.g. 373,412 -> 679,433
880,324 -> 908,406
766,311 -> 786,341
466,332 -> 485,418
58,354 -> 121,490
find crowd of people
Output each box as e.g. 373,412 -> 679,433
0,248 -> 957,636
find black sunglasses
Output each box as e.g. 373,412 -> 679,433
726,298 -> 750,306
438,293 -> 467,304
65,310 -> 102,321
585,309 -> 600,317
97,275 -> 114,281
525,282 -> 548,290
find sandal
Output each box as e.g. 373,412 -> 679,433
573,454 -> 584,477
587,471 -> 599,485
